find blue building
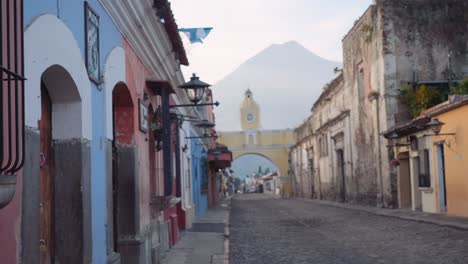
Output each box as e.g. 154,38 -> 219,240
22,1 -> 122,263
191,132 -> 209,219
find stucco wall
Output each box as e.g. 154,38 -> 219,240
433,105 -> 468,217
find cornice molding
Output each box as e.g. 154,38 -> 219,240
99,0 -> 184,90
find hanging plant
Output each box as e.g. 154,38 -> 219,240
152,106 -> 164,151
390,159 -> 401,167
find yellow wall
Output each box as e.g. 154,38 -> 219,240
218,130 -> 294,196
432,104 -> 468,217
217,133 -> 246,148
217,131 -> 294,148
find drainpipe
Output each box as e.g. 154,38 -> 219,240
370,91 -> 384,207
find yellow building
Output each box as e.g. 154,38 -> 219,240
385,95 -> 468,217
429,96 -> 468,217
217,90 -> 294,196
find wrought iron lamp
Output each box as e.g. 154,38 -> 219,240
387,133 -> 410,147
185,120 -> 218,139
425,118 -> 456,136
170,74 -> 220,108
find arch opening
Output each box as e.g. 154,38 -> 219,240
42,64 -> 82,140
111,82 -> 136,254
232,153 -> 280,179
39,64 -> 84,263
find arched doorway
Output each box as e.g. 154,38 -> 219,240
39,64 -> 83,264
111,82 -> 135,257
232,153 -> 280,193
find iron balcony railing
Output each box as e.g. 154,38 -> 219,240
1,0 -> 25,175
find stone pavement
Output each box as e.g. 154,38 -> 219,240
230,194 -> 468,264
300,198 -> 468,230
161,199 -> 230,264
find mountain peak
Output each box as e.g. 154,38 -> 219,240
214,41 -> 342,131
244,41 -> 339,68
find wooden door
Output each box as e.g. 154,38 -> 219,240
398,156 -> 412,208
40,82 -> 54,264
337,150 -> 346,202
436,143 -> 447,211
309,158 -> 314,198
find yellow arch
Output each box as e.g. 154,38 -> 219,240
217,129 -> 294,196
231,148 -> 289,177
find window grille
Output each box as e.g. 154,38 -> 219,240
1,0 -> 25,174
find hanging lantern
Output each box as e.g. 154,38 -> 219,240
152,106 -> 164,151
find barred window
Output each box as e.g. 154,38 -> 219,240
419,149 -> 431,188
1,0 -> 25,174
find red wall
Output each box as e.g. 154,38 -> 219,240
0,173 -> 21,264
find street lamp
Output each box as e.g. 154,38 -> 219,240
185,120 -> 218,139
179,73 -> 210,104
426,118 -> 444,135
170,74 -> 220,108
425,117 -> 456,136
387,132 -> 410,147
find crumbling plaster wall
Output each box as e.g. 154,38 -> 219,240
342,5 -> 383,205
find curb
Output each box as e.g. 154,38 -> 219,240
224,201 -> 231,264
296,198 -> 468,231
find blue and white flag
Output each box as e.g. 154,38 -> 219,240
179,27 -> 213,44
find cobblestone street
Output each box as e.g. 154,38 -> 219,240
230,194 -> 468,264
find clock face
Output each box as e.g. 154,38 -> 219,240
246,113 -> 255,123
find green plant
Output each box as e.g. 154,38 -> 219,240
399,84 -> 443,117
453,78 -> 468,95
361,24 -> 373,42
334,67 -> 343,74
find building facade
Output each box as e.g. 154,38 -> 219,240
385,95 -> 468,217
0,0 -> 220,263
290,0 -> 468,207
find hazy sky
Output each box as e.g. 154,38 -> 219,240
171,0 -> 373,84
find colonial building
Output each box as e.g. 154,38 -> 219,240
384,95 -> 468,217
290,0 -> 468,207
0,1 -> 221,263
290,74 -> 351,201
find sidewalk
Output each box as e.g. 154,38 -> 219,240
161,199 -> 230,264
298,198 -> 468,230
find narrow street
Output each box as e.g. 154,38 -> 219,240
230,194 -> 468,264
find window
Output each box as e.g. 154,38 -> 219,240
358,68 -> 365,102
419,149 -> 431,188
319,135 -> 328,157
1,0 -> 26,175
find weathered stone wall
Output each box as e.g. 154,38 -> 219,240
342,6 -> 383,206
292,0 -> 468,207
291,75 -> 353,202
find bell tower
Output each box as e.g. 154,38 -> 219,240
240,89 -> 260,131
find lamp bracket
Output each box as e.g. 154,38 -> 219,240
169,101 -> 220,108
423,133 -> 456,137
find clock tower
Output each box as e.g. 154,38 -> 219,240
240,89 -> 260,131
